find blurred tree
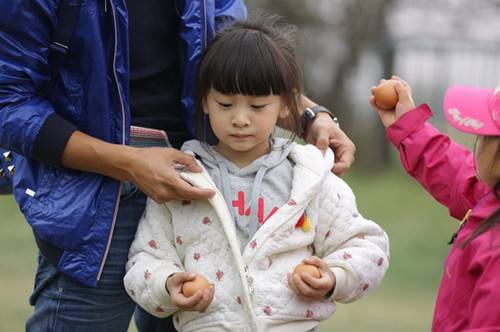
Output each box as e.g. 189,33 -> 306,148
248,0 -> 395,168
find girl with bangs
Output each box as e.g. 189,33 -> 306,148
124,14 -> 389,332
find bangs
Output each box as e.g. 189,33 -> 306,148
198,28 -> 297,97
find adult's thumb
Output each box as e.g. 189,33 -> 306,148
173,151 -> 202,172
315,131 -> 329,152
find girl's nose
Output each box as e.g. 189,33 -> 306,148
232,110 -> 250,127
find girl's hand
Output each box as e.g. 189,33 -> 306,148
370,75 -> 416,128
166,272 -> 215,312
287,256 -> 336,301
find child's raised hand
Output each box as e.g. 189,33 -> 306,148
287,256 -> 336,301
166,272 -> 215,312
370,76 -> 416,128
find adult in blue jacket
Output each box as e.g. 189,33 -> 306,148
0,0 -> 355,331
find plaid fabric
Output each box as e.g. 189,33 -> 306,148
130,126 -> 170,148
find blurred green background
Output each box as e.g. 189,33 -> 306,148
0,162 -> 456,331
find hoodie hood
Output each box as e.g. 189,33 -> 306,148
181,138 -> 296,247
181,138 -> 295,176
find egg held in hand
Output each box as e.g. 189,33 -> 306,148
293,263 -> 321,278
182,274 -> 210,297
373,80 -> 399,110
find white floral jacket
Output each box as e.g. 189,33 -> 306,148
124,144 -> 389,332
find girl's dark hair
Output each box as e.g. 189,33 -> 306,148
195,12 -> 304,141
461,182 -> 500,248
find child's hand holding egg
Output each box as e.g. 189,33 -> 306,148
166,272 -> 214,312
182,274 -> 211,297
293,263 -> 321,278
370,76 -> 416,128
373,80 -> 399,110
288,257 -> 336,301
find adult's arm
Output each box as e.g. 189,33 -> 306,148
278,95 -> 356,176
0,2 -> 73,160
61,131 -> 214,203
0,2 -> 213,203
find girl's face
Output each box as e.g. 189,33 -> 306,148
204,89 -> 288,167
475,136 -> 500,186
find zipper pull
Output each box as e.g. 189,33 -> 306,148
460,209 -> 472,226
448,209 -> 472,245
104,0 -> 108,13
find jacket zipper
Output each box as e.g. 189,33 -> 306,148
97,0 -> 127,281
191,169 -> 258,329
448,209 -> 472,245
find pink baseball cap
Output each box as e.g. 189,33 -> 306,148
443,85 -> 500,136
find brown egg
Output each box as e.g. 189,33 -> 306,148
373,80 -> 399,110
293,263 -> 321,279
182,274 -> 210,297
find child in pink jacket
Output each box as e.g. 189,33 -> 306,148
370,76 -> 500,332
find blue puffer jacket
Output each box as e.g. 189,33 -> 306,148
0,0 -> 247,287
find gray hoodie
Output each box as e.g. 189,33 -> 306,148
182,138 -> 295,250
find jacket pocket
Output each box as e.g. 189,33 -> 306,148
24,168 -> 104,251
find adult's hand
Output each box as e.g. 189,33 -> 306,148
305,113 -> 356,176
301,95 -> 355,176
61,131 -> 215,203
125,147 -> 215,203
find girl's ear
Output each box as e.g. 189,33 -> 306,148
279,107 -> 290,119
202,100 -> 209,114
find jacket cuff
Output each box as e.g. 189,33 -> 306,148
31,113 -> 78,167
329,267 -> 348,301
151,266 -> 180,313
386,104 -> 433,148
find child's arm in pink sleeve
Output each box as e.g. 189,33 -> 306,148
386,104 -> 489,220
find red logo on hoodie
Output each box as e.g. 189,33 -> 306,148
232,191 -> 278,224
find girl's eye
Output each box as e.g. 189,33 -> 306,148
251,104 -> 267,109
216,102 -> 232,108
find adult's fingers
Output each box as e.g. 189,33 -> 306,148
314,129 -> 330,152
329,139 -> 355,176
168,149 -> 203,173
146,165 -> 214,203
168,175 -> 215,201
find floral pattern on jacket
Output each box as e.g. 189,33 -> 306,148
124,144 -> 389,332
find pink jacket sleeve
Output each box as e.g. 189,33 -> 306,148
386,104 -> 490,221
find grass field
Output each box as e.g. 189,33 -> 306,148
0,165 -> 455,331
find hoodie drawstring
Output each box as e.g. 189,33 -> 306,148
219,164 -> 269,238
247,166 -> 267,236
219,163 -> 236,222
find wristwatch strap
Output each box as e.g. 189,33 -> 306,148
302,105 -> 338,133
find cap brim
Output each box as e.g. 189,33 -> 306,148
443,86 -> 500,136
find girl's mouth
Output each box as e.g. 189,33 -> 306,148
231,134 -> 252,139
